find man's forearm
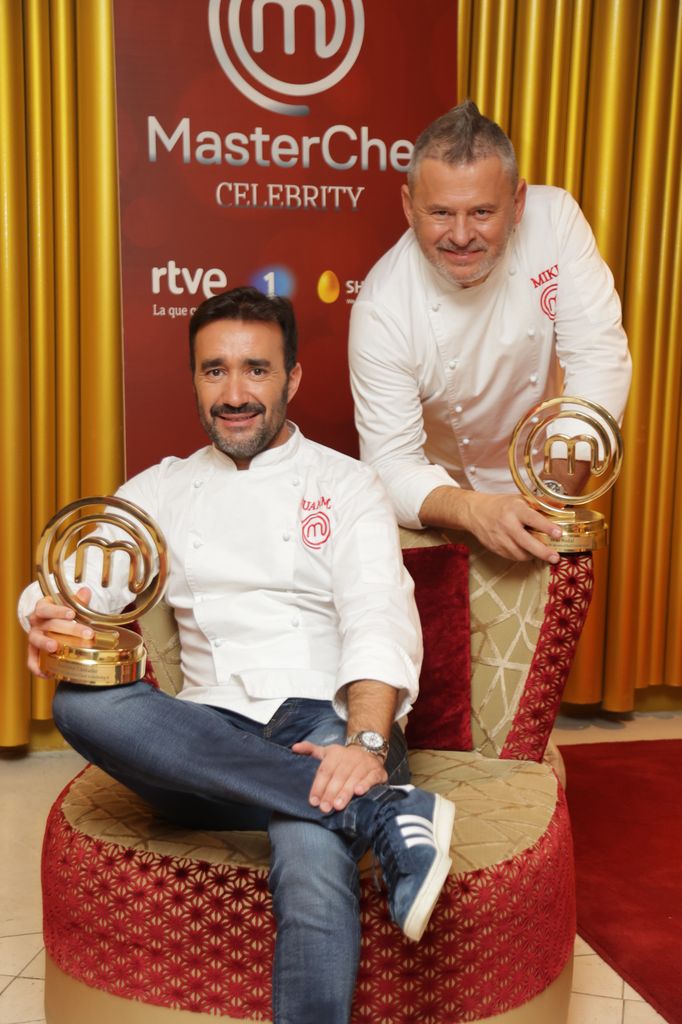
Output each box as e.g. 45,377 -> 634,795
418,485 -> 474,532
345,679 -> 399,740
418,484 -> 562,563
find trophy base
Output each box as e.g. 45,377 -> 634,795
531,509 -> 608,553
39,627 -> 147,686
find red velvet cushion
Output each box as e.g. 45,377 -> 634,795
403,543 -> 472,751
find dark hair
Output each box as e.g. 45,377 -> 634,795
189,286 -> 298,373
408,99 -> 518,191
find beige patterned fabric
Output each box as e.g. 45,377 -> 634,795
62,768 -> 271,869
61,749 -> 557,878
139,599 -> 183,697
398,528 -> 550,758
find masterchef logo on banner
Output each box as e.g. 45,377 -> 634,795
208,0 -> 365,116
114,0 -> 457,476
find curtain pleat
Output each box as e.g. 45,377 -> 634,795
0,0 -> 123,747
459,0 -> 682,709
0,2 -> 32,745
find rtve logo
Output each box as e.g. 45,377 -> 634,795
208,0 -> 365,116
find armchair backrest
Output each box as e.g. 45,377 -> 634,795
398,527 -> 593,762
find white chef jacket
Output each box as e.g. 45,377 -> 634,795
18,425 -> 422,723
349,185 -> 632,529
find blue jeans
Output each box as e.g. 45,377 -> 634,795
53,681 -> 410,1024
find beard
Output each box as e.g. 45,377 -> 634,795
197,382 -> 289,463
430,242 -> 501,287
421,216 -> 516,288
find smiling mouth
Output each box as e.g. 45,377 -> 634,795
439,246 -> 484,259
211,403 -> 264,427
217,411 -> 258,422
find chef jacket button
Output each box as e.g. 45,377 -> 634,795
527,327 -> 536,337
283,531 -> 291,542
291,615 -> 300,627
448,359 -> 457,370
468,465 -> 477,475
454,403 -> 463,414
292,477 -> 301,486
193,479 -> 203,488
193,539 -> 202,549
432,303 -> 440,312
462,437 -> 471,446
213,638 -> 224,648
509,265 -> 517,275
529,373 -> 539,384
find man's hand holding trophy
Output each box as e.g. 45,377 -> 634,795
509,397 -> 624,553
33,497 -> 168,686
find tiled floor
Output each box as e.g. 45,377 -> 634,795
1,711 -> 680,1024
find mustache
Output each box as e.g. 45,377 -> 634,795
438,242 -> 487,254
211,402 -> 265,416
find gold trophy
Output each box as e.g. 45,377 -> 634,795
508,397 -> 624,553
35,496 -> 169,685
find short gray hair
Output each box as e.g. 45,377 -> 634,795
407,100 -> 518,192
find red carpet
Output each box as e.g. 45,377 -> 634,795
561,740 -> 682,1023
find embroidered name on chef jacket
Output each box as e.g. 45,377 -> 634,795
530,262 -> 559,322
300,496 -> 332,550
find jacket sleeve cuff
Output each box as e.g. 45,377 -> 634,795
333,647 -> 420,722
17,581 -> 44,632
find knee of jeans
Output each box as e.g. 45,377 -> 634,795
269,819 -> 359,913
52,684 -> 86,736
52,682 -> 122,741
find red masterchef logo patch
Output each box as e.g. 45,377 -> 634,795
301,511 -> 331,550
540,282 -> 558,321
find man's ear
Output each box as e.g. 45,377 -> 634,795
513,179 -> 527,225
401,183 -> 415,228
287,363 -> 302,404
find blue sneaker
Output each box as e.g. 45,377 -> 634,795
371,785 -> 455,942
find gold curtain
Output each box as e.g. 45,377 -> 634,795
2,2 -> 680,747
458,0 -> 682,710
0,0 -> 123,748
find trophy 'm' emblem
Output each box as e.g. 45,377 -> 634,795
35,496 -> 168,685
509,397 -> 623,552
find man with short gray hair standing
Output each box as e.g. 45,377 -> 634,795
349,100 -> 631,562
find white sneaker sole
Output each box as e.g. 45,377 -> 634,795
402,794 -> 455,942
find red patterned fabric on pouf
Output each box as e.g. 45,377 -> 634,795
43,754 -> 574,1022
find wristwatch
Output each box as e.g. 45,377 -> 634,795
345,730 -> 389,761
539,479 -> 566,496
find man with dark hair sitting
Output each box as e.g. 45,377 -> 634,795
20,286 -> 455,1024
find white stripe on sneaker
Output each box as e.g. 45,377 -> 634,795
395,814 -> 438,848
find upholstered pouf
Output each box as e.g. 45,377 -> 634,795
43,756 -> 572,1024
42,534 -> 592,1023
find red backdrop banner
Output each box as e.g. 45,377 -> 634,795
113,0 -> 457,476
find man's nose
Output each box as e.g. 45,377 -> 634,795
219,374 -> 250,408
448,213 -> 475,247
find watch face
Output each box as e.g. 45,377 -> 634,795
358,731 -> 385,751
